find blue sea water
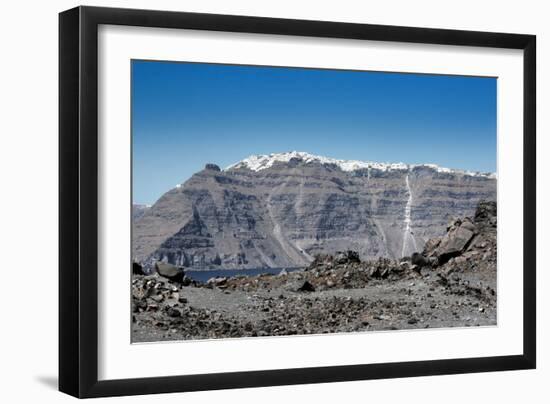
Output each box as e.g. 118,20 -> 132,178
184,267 -> 302,283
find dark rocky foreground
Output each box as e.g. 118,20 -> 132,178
132,201 -> 497,342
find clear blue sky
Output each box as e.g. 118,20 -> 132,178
132,60 -> 496,205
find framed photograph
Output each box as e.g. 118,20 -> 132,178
59,6 -> 536,398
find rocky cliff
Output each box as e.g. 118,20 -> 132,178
133,151 -> 496,269
132,204 -> 150,221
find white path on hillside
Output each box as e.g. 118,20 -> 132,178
401,173 -> 418,258
294,177 -> 314,261
266,178 -> 312,265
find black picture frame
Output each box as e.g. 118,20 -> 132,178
59,5 -> 536,398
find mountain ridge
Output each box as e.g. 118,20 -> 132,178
133,151 -> 496,270
224,151 -> 495,178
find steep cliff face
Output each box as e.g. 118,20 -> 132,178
133,152 -> 496,269
132,204 -> 150,221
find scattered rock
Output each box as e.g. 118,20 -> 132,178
166,307 -> 181,317
207,276 -> 227,286
181,276 -> 192,286
334,250 -> 361,265
474,200 -> 497,227
297,281 -> 315,292
411,252 -> 431,267
133,262 -> 145,275
155,262 -> 185,283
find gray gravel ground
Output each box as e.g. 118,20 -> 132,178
132,264 -> 496,343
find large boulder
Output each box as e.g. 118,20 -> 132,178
297,280 -> 315,292
334,250 -> 361,265
423,237 -> 441,257
132,262 -> 145,275
206,276 -> 227,287
411,252 -> 437,268
434,218 -> 475,264
155,262 -> 185,282
308,254 -> 334,269
474,200 -> 497,228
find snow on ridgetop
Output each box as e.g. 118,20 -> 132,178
225,151 -> 496,178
